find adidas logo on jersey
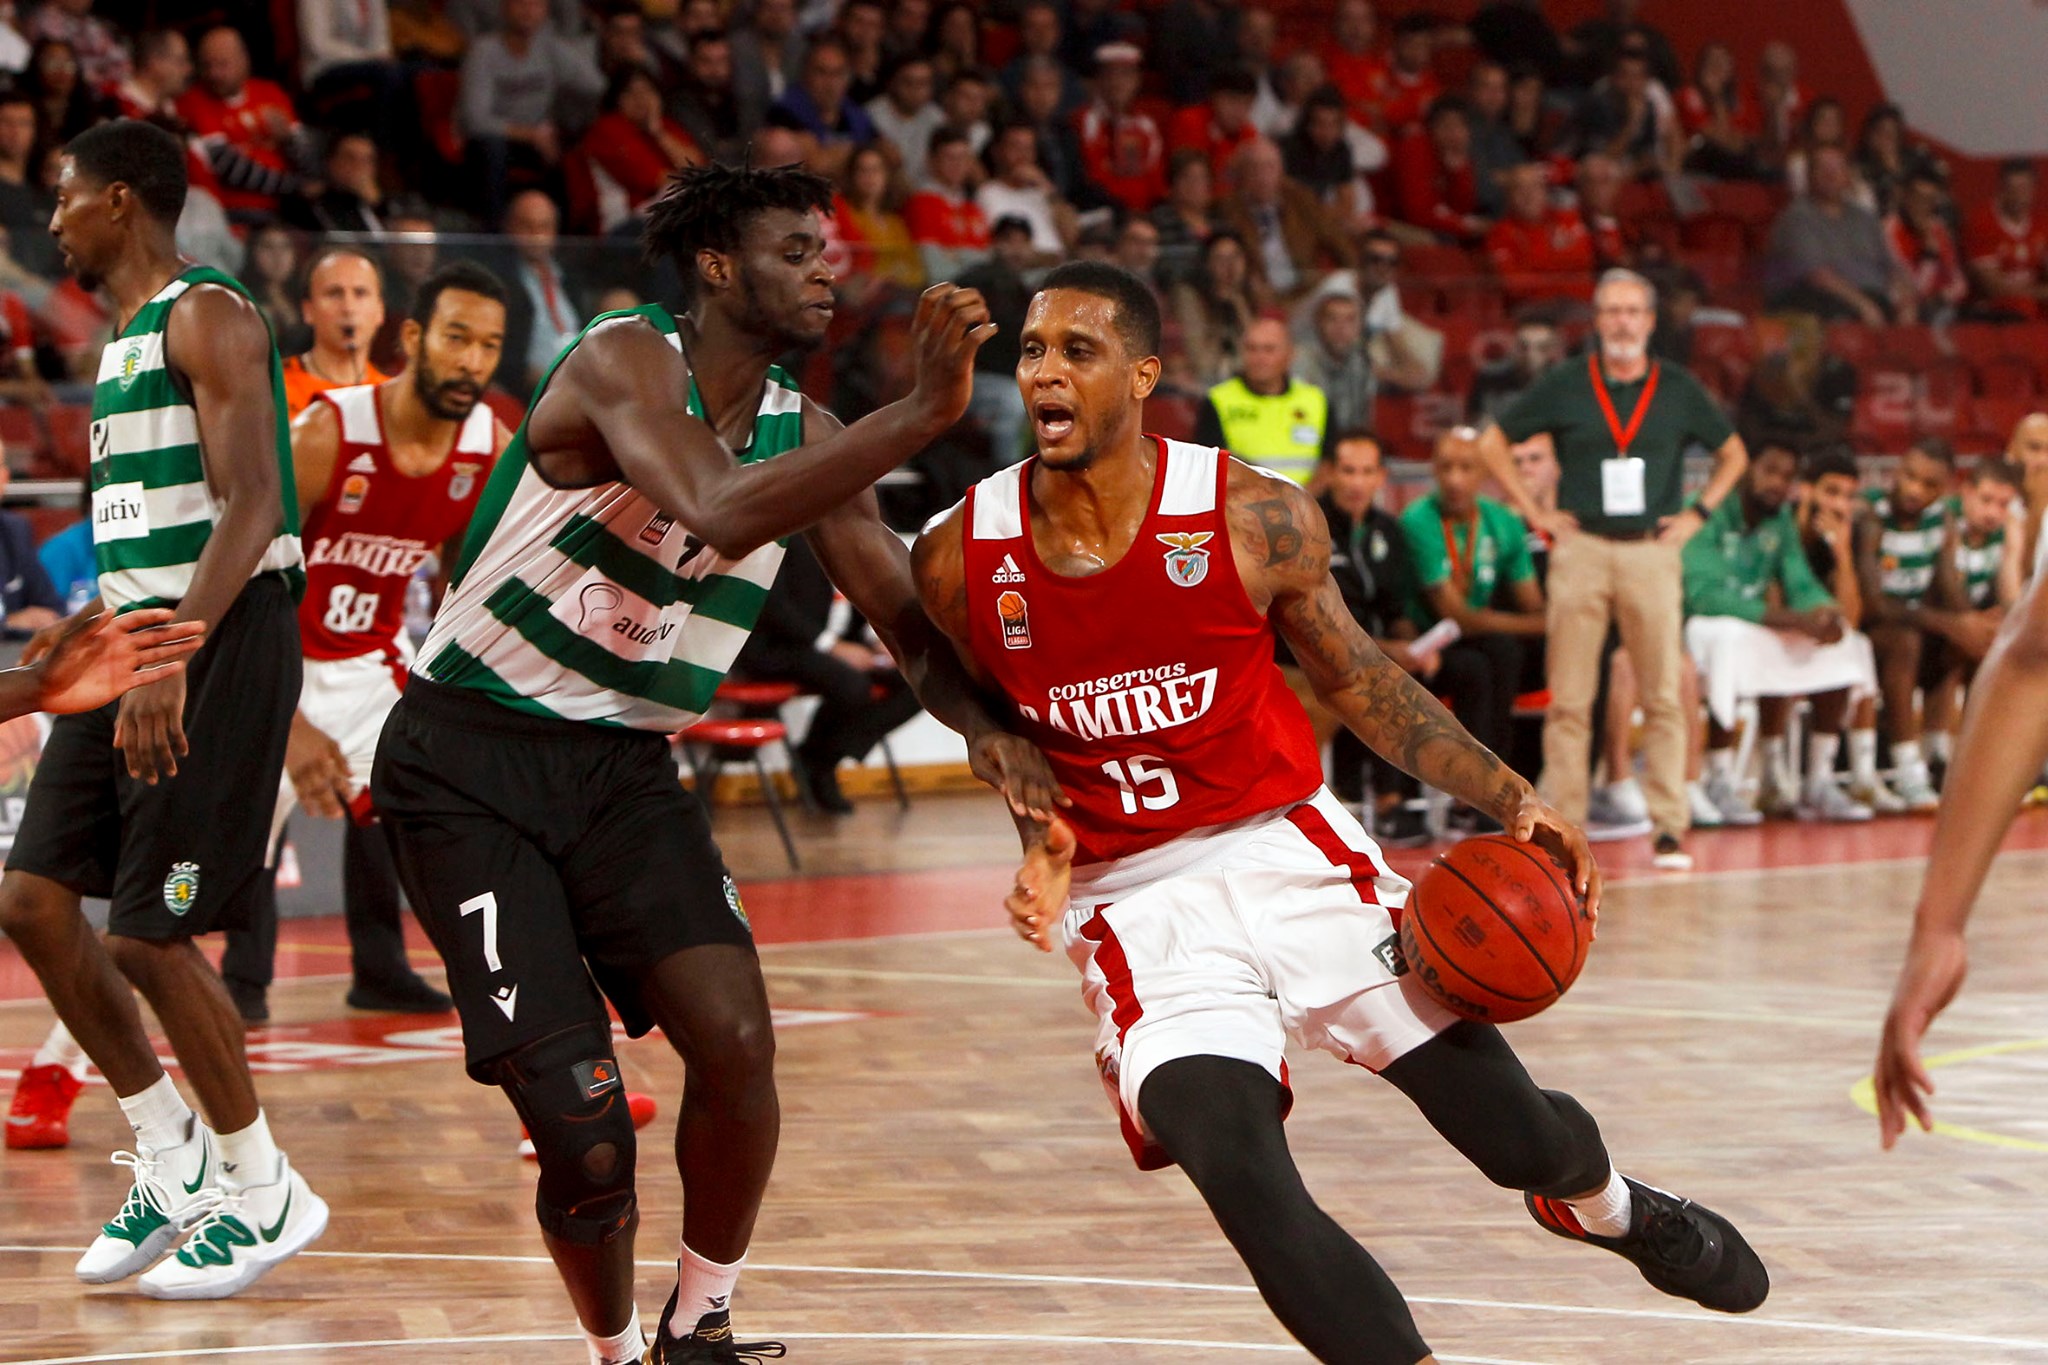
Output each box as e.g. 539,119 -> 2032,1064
991,554 -> 1026,584
346,453 -> 378,474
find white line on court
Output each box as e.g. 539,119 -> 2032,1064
6,1246 -> 2047,1355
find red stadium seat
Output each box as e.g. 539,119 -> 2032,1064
1824,322 -> 1883,368
716,680 -> 801,708
1148,391 -> 1198,442
674,718 -> 800,868
1697,180 -> 1785,228
0,405 -> 41,464
44,404 -> 90,477
1851,372 -> 1916,452
1402,242 -> 1481,281
1948,322 -> 2013,368
1975,355 -> 2038,399
413,69 -> 465,167
1678,213 -> 1746,256
1965,393 -> 2040,448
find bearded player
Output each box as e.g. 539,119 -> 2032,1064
373,162 -> 1059,1365
912,263 -> 1769,1365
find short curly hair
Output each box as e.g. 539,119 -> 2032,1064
641,159 -> 835,301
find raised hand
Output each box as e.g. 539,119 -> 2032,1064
35,609 -> 204,717
907,282 -> 999,432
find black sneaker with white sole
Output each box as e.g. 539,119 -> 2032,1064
1526,1177 -> 1768,1313
646,1287 -> 787,1363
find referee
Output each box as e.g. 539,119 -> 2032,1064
1476,269 -> 1748,870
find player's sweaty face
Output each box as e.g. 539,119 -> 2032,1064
49,157 -> 115,288
1891,451 -> 1948,520
731,207 -> 835,348
414,289 -> 506,421
1017,290 -> 1133,469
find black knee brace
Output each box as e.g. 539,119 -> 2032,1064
493,1024 -> 639,1245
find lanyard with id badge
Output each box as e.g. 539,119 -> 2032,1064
1590,354 -> 1660,518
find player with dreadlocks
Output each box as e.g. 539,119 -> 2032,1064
373,160 -> 1063,1363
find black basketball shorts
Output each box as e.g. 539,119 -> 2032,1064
7,573 -> 301,940
371,677 -> 757,1082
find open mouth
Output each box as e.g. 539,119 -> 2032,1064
1033,398 -> 1075,443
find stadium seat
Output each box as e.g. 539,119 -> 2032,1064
1965,392 -> 2038,447
1148,391 -> 1198,442
0,405 -> 41,465
1824,322 -> 1883,368
717,680 -> 802,709
674,717 -> 800,869
414,69 -> 466,167
44,404 -> 91,476
1974,354 -> 2038,399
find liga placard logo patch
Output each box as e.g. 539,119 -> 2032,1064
1157,531 -> 1214,587
162,861 -> 200,915
997,590 -> 1032,649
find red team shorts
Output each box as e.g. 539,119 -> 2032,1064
1062,788 -> 1459,1169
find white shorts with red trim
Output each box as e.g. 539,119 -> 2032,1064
1062,787 -> 1461,1170
267,643 -> 411,860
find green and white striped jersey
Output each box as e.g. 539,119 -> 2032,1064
419,305 -> 803,731
1863,487 -> 1944,604
90,265 -> 302,611
1953,526 -> 2007,609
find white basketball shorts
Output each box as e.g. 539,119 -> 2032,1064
1061,787 -> 1460,1169
267,646 -> 410,858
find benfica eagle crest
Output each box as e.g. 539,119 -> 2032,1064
1156,531 -> 1214,587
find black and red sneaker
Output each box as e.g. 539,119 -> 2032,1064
647,1287 -> 787,1364
1527,1177 -> 1769,1313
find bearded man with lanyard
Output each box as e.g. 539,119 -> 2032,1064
1474,268 -> 1748,871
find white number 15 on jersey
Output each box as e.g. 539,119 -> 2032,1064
1100,755 -> 1180,814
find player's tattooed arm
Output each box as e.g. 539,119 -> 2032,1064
816,470 -> 1067,823
1237,472 -> 1600,909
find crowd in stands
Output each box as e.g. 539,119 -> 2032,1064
0,0 -> 2045,836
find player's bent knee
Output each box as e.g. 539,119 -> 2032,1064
1484,1091 -> 1609,1196
687,1009 -> 777,1090
0,873 -> 71,942
103,932 -> 186,985
491,1024 -> 640,1245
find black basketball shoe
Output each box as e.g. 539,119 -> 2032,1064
647,1287 -> 787,1363
1526,1177 -> 1769,1313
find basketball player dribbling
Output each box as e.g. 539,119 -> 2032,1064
373,162 -> 1059,1365
912,263 -> 1769,1364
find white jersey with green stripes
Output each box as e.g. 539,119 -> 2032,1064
90,265 -> 303,611
418,305 -> 803,731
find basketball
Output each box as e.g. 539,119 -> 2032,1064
1400,834 -> 1591,1024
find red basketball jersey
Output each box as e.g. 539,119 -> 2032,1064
961,439 -> 1324,866
300,384 -> 498,662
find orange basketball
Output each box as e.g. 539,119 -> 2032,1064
997,590 -> 1026,620
1399,834 -> 1591,1024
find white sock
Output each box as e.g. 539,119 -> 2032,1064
116,1073 -> 194,1155
1807,733 -> 1842,791
32,1021 -> 89,1080
584,1307 -> 643,1365
667,1243 -> 745,1336
1762,735 -> 1794,792
1849,728 -> 1879,784
1893,739 -> 1924,775
216,1110 -> 282,1188
1565,1168 -> 1634,1238
1927,730 -> 1953,765
1704,747 -> 1735,780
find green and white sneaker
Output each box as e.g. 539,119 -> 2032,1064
137,1154 -> 328,1300
76,1123 -> 219,1284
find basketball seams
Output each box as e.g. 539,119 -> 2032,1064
1489,837 -> 1588,984
1432,857 -> 1567,999
1406,866 -> 1552,1004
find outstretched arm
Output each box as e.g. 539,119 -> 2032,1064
1238,476 -> 1600,915
807,410 -> 1065,822
565,283 -> 994,561
0,609 -> 204,718
1875,567 -> 2048,1148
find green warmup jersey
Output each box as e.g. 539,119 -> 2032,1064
1863,487 -> 1944,604
419,305 -> 802,731
90,265 -> 302,611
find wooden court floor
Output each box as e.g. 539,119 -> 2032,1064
7,795 -> 2048,1363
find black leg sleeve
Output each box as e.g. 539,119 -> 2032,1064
344,820 -> 414,987
1138,1056 -> 1432,1365
1380,1020 -> 1612,1198
219,863 -> 280,991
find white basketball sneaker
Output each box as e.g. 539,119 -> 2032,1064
136,1154 -> 329,1300
76,1120 -> 219,1284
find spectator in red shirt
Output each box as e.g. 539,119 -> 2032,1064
1964,158 -> 2048,321
1167,66 -> 1261,182
1888,170 -> 1964,325
1677,40 -> 1759,180
176,25 -> 303,219
1391,95 -> 1486,244
1485,161 -> 1594,302
107,27 -> 186,120
1368,14 -> 1442,135
1075,40 -> 1166,213
1321,0 -> 1386,126
576,67 -> 701,229
905,125 -> 992,279
1577,150 -> 1636,268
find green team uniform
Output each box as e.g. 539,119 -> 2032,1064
1863,487 -> 1944,605
1399,492 -> 1534,627
9,265 -> 304,939
1681,498 -> 1835,621
375,306 -> 806,1076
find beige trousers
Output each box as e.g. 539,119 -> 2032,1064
1539,534 -> 1690,836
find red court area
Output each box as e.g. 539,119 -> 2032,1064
3,812 -> 2047,1005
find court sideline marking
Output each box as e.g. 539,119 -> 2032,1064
6,1247 -> 2048,1355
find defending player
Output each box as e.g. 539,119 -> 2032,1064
912,263 -> 1768,1365
219,260 -> 514,1023
372,162 -> 1059,1365
0,120 -> 327,1299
